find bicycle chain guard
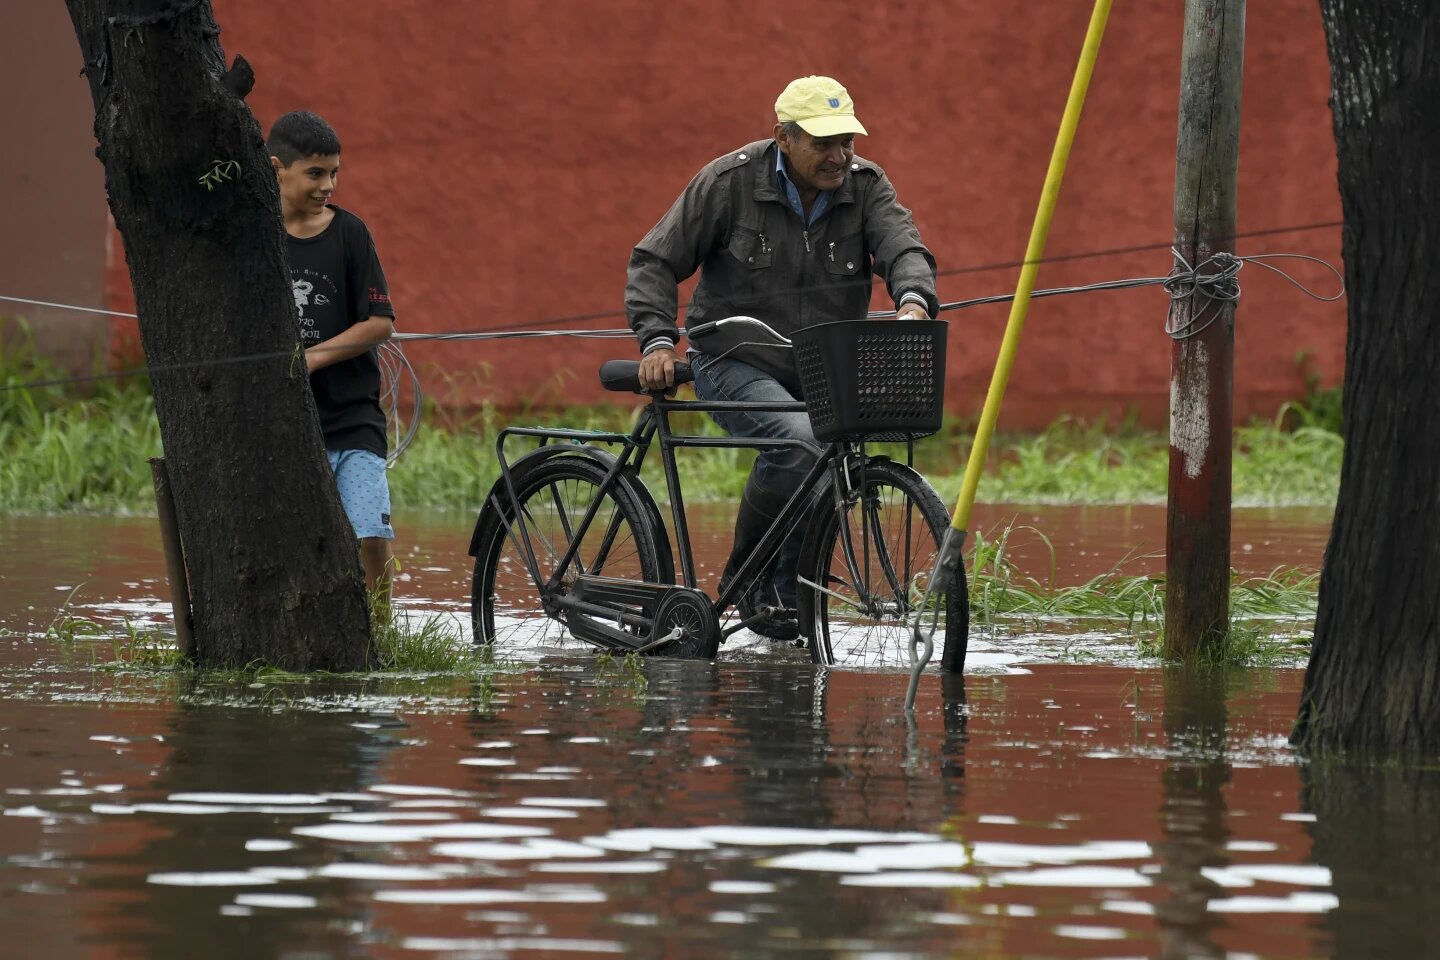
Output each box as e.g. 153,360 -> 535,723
650,587 -> 721,660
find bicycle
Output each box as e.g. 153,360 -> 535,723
466,317 -> 969,672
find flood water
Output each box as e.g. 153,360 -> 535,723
4,506 -> 1439,958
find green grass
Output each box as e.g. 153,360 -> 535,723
387,401 -> 749,509
44,587 -> 191,672
926,416 -> 1342,507
1,330 -> 163,512
370,611 -> 496,675
39,579 -> 502,677
2,385 -> 1347,518
1,328 -> 1342,513
967,522 -> 1317,666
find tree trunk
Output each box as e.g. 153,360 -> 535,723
1293,1 -> 1440,752
65,0 -> 371,670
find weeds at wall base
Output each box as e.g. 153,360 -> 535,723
1,355 -> 1343,512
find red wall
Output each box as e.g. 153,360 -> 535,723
0,4 -> 109,372
105,0 -> 1345,428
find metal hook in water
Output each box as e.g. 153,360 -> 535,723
904,621 -> 935,712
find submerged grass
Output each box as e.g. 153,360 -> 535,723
40,582 -> 501,678
35,529 -> 1315,673
370,611 -> 498,675
967,522 -> 1317,666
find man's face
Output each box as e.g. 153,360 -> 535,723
273,153 -> 340,217
776,126 -> 856,195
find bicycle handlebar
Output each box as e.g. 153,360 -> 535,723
598,359 -> 694,394
684,315 -> 792,347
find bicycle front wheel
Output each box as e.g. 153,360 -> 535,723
797,459 -> 969,672
471,455 -> 669,655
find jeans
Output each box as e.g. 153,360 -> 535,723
690,351 -> 819,598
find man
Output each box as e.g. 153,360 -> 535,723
625,75 -> 939,641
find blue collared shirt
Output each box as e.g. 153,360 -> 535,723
776,150 -> 833,226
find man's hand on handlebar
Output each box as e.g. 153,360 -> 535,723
897,304 -> 930,321
639,347 -> 680,392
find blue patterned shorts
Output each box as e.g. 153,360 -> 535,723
327,449 -> 394,540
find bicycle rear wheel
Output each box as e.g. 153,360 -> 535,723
471,455 -> 669,655
797,459 -> 968,672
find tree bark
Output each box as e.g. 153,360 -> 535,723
1293,0 -> 1440,752
65,0 -> 371,670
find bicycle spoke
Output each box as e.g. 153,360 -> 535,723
546,479 -> 586,577
806,463 -> 959,671
475,457 -> 667,658
864,492 -> 908,604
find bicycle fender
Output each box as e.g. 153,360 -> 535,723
465,446 -> 671,570
467,446 -> 605,557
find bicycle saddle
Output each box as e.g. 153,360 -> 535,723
598,360 -> 695,393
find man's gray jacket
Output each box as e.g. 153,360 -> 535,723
625,139 -> 939,389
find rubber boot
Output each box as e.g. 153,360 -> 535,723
720,477 -> 800,641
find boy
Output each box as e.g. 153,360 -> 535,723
268,110 -> 398,611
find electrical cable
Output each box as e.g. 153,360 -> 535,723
0,252 -> 1344,397
0,215 -> 1342,332
0,224 -> 1347,469
1162,250 -> 1344,341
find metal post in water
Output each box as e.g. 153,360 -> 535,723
149,457 -> 195,660
1165,0 -> 1244,661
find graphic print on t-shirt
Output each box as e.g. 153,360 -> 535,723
292,269 -> 339,346
285,205 -> 395,458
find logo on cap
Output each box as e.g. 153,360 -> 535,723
827,97 -> 840,108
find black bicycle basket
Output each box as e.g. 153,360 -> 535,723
791,319 -> 947,442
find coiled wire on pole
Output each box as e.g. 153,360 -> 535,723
1163,249 -> 1344,341
1163,248 -> 1242,340
377,341 -> 422,465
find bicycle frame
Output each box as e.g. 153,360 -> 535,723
490,391 -> 877,625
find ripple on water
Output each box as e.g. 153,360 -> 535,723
233,893 -> 317,909
293,822 -> 550,843
991,866 -> 1153,888
433,838 -> 604,861
147,872 -> 277,887
375,887 -> 606,905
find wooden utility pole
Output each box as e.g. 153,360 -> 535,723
1165,0 -> 1245,661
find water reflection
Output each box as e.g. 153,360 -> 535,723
1155,666 -> 1231,959
939,673 -> 969,793
1302,758 -> 1440,959
0,657 -> 1382,957
111,697 -> 396,959
0,497 -> 1405,959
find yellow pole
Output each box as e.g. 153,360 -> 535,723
906,0 -> 1113,710
950,0 -> 1113,536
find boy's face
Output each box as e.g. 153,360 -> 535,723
272,153 -> 340,217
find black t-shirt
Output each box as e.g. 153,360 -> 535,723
287,205 -> 396,457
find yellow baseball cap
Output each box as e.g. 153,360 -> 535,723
774,76 -> 868,138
